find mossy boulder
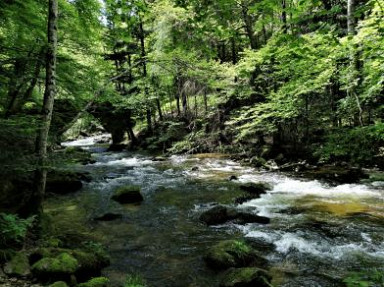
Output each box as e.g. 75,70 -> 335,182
30,247 -> 110,283
111,185 -> 143,204
50,281 -> 69,287
62,147 -> 95,165
204,240 -> 267,271
78,277 -> 110,287
3,252 -> 31,277
31,253 -> 78,282
219,267 -> 271,287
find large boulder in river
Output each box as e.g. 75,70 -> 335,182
200,206 -> 270,225
46,170 -> 91,195
204,240 -> 268,271
111,185 -> 143,204
219,267 -> 271,287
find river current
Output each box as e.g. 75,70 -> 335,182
61,136 -> 384,287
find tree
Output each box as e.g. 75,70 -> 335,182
30,0 -> 58,215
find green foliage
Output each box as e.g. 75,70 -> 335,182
0,213 -> 35,248
343,269 -> 384,287
317,123 -> 384,164
124,274 -> 147,287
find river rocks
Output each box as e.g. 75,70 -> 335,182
30,248 -> 110,284
228,175 -> 238,181
200,206 -> 270,226
204,240 -> 268,271
111,185 -> 143,204
46,170 -> 91,195
3,252 -> 31,277
94,212 -> 122,221
239,183 -> 271,196
31,253 -> 78,282
219,267 -> 271,287
152,156 -> 167,162
199,206 -> 238,225
62,147 -> 95,165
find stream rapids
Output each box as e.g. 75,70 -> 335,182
59,136 -> 384,287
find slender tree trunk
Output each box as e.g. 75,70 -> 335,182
30,0 -> 58,215
156,98 -> 163,121
282,0 -> 287,31
203,89 -> 208,114
347,0 -> 363,126
231,37 -> 237,64
139,19 -> 152,132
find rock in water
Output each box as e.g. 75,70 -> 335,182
199,206 -> 238,225
239,183 -> 271,196
220,267 -> 271,287
111,185 -> 144,204
204,240 -> 268,271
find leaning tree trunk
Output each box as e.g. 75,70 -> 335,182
30,0 -> 58,215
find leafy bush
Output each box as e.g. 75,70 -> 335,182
0,213 -> 35,248
316,123 -> 384,165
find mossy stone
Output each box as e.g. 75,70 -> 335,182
78,277 -> 110,287
111,185 -> 143,204
4,252 -> 31,277
204,240 -> 267,271
220,267 -> 271,287
50,281 -> 69,287
31,252 -> 79,279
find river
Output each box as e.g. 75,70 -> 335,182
59,136 -> 384,287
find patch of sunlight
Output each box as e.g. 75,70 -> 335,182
313,201 -> 368,216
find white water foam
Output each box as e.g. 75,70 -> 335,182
62,134 -> 111,147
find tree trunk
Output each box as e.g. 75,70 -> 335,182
30,0 -> 58,215
347,0 -> 363,126
156,98 -> 163,121
282,0 -> 287,33
241,4 -> 257,49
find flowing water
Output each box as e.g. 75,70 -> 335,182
58,137 -> 384,287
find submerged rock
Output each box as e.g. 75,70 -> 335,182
107,144 -> 126,152
4,252 -> 31,277
235,212 -> 270,225
219,267 -> 271,287
300,166 -> 368,184
228,175 -> 238,181
204,240 -> 268,271
111,185 -> 143,204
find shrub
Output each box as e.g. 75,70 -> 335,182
0,213 -> 35,248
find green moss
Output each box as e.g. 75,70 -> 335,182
124,274 -> 147,287
50,281 -> 69,287
205,240 -> 262,270
3,252 -> 30,277
78,277 -> 110,287
32,252 -> 79,275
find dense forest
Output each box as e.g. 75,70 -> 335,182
0,0 -> 383,287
